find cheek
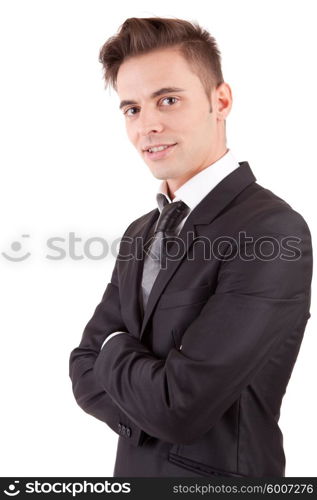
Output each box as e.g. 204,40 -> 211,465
176,106 -> 206,136
185,124 -> 211,157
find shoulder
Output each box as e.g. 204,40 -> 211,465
234,182 -> 311,238
121,208 -> 158,237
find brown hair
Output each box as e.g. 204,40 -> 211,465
99,17 -> 224,98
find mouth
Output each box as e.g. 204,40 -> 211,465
142,143 -> 177,160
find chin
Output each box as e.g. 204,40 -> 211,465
151,162 -> 182,178
147,166 -> 171,180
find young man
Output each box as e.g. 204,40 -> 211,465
69,17 -> 312,477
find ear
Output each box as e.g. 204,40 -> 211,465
215,82 -> 232,120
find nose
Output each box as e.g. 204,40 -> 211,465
137,107 -> 164,136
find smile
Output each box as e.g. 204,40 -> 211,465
143,143 -> 177,160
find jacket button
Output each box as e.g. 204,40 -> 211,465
118,423 -> 122,433
121,425 -> 126,435
126,427 -> 131,437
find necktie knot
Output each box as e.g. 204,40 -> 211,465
154,200 -> 190,236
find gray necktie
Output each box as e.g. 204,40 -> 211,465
141,200 -> 190,310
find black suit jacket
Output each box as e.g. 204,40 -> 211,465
69,162 -> 312,477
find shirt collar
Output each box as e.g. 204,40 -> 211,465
156,149 -> 240,212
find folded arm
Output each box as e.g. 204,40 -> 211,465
69,256 -> 147,447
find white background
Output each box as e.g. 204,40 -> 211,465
0,0 -> 316,477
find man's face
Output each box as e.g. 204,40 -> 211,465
116,47 -> 231,192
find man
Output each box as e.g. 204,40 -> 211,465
69,17 -> 312,477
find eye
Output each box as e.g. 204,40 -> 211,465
160,96 -> 179,106
124,107 -> 139,117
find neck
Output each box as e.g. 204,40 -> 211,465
166,184 -> 174,201
167,146 -> 229,199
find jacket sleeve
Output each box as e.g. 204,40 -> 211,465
93,209 -> 313,445
69,255 -> 148,447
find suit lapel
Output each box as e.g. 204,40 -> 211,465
120,208 -> 159,337
139,162 -> 256,340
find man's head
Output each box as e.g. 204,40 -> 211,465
99,17 -> 232,193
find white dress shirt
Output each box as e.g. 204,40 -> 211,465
101,148 -> 240,350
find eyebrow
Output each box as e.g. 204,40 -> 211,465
119,87 -> 185,110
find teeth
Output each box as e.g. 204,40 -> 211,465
148,145 -> 170,153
